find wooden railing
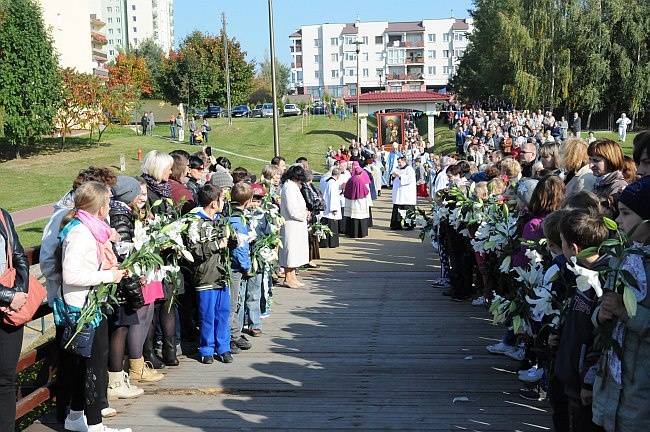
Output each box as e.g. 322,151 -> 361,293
14,246 -> 58,420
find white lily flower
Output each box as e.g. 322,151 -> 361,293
525,248 -> 543,265
566,257 -> 603,297
499,255 -> 511,273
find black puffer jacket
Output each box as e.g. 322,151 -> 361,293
109,204 -> 134,261
0,209 -> 29,307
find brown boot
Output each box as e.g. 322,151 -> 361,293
129,356 -> 164,383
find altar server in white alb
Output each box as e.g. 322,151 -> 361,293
319,167 -> 342,248
389,156 -> 416,230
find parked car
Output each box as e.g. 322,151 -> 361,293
283,104 -> 301,117
231,105 -> 251,117
251,104 -> 264,118
312,102 -> 326,115
202,106 -> 222,118
261,103 -> 275,118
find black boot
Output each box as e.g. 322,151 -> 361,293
162,335 -> 179,366
144,327 -> 165,369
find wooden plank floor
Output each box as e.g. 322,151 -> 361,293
26,195 -> 552,431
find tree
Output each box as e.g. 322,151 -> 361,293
133,38 -> 165,99
258,54 -> 291,98
0,0 -> 62,158
159,31 -> 255,110
108,51 -> 152,97
53,69 -> 104,150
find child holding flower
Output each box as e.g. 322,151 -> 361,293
592,176 -> 650,431
186,184 -> 231,365
556,210 -> 610,432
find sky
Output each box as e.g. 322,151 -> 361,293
173,0 -> 475,69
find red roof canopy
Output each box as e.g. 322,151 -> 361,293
344,91 -> 450,104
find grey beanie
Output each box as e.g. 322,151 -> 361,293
209,168 -> 234,188
112,176 -> 141,204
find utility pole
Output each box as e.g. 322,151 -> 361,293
354,40 -> 363,143
268,0 -> 280,156
222,12 -> 232,126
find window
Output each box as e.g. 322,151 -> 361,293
344,52 -> 357,61
107,17 -> 112,23
314,39 -> 321,47
108,28 -> 114,34
409,85 -> 420,91
347,69 -> 355,77
363,53 -> 368,61
115,6 -> 119,12
428,66 -> 436,75
133,38 -> 138,44
314,55 -> 321,63
109,50 -> 115,56
107,6 -> 112,13
374,52 -> 383,61
443,33 -> 450,42
344,35 -> 357,45
443,50 -> 449,58
387,49 -> 405,65
362,68 -> 369,77
454,49 -> 464,57
131,4 -> 136,10
427,33 -> 436,42
427,50 -> 436,59
390,85 -> 402,93
132,16 -> 136,22
297,71 -> 303,81
116,28 -> 121,34
349,84 -> 357,96
117,38 -> 122,44
314,70 -> 322,78
116,17 -> 121,23
109,39 -> 114,44
443,66 -> 454,74
375,35 -> 383,44
331,69 -> 339,78
133,27 -> 137,33
331,53 -> 339,62
454,32 -> 465,41
362,36 -> 368,44
376,68 -> 383,77
330,37 -> 338,46
329,85 -> 343,97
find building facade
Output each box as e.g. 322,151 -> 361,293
289,18 -> 472,98
99,0 -> 174,62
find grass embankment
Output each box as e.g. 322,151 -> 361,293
0,115 -> 637,247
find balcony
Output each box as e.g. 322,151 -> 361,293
406,56 -> 424,64
290,44 -> 302,53
387,40 -> 406,48
291,62 -> 303,69
405,73 -> 424,81
93,67 -> 109,79
386,73 -> 406,81
93,50 -> 108,62
91,31 -> 107,45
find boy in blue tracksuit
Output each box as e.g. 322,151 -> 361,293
227,183 -> 254,358
186,184 -> 231,365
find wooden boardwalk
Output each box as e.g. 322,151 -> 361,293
26,195 -> 552,431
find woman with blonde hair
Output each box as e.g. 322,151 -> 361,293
561,138 -> 596,196
588,139 -> 628,203
55,181 -> 130,432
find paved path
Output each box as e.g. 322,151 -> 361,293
11,204 -> 55,227
25,194 -> 552,431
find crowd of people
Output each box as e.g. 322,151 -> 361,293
2,103 -> 648,431
417,105 -> 649,432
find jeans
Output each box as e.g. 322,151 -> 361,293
170,125 -> 176,140
242,274 -> 262,330
229,272 -> 246,339
0,322 -> 23,431
196,287 -> 231,356
148,124 -> 154,136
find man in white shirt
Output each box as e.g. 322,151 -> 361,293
390,156 -> 417,230
337,161 -> 351,234
320,168 -> 341,248
616,113 -> 632,142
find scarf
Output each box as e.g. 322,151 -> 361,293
608,243 -> 649,384
74,209 -> 118,270
142,173 -> 172,199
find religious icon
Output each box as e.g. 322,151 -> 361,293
377,113 -> 404,149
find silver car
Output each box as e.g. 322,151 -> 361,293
261,103 -> 275,118
283,104 -> 301,117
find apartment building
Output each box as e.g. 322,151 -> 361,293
99,0 -> 174,62
289,18 -> 472,98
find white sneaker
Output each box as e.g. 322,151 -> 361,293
471,296 -> 486,306
486,342 -> 514,355
87,425 -> 132,432
64,414 -> 88,432
101,407 -> 117,418
519,367 -> 544,383
518,365 -> 538,376
506,345 -> 526,361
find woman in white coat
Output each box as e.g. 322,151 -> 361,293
279,165 -> 310,288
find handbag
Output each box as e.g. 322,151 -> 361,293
0,212 -> 47,326
59,285 -> 96,358
119,276 -> 144,311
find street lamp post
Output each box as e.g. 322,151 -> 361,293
354,40 -> 362,143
